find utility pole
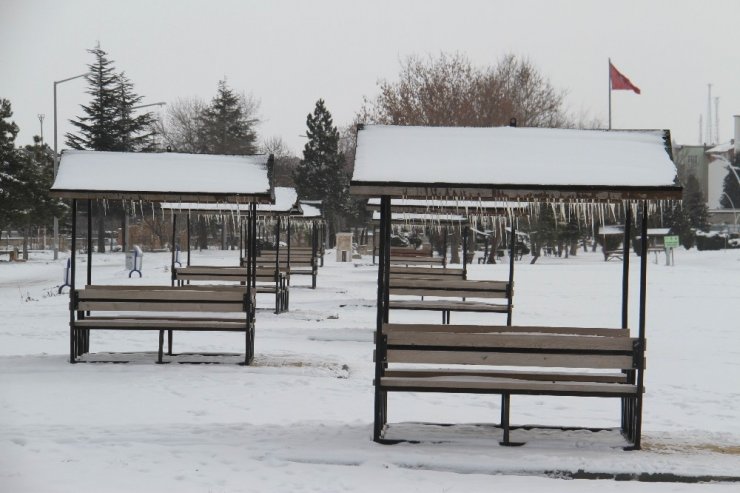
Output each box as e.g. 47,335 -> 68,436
38,114 -> 45,145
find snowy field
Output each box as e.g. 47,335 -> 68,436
1,247 -> 739,492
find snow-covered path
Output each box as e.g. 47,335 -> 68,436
1,248 -> 738,491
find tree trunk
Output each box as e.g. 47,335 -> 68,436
450,232 -> 460,264
22,225 -> 29,260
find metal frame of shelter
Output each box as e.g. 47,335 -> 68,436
50,150 -> 274,364
351,124 -> 683,450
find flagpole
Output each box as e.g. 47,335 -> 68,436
608,58 -> 612,130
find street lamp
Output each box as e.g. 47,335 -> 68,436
132,102 -> 166,110
53,72 -> 88,260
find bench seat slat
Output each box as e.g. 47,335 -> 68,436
380,376 -> 638,395
386,349 -> 634,369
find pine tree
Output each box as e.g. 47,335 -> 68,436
294,99 -> 349,241
720,156 -> 740,209
66,44 -> 119,151
198,80 -> 259,155
0,98 -> 20,233
112,72 -> 156,151
683,174 -> 709,232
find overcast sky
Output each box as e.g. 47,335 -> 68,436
2,0 -> 739,155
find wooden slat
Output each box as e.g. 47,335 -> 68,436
386,349 -> 634,369
390,279 -> 508,290
388,300 -> 508,312
383,368 -> 629,383
176,274 -> 247,282
78,289 -> 246,302
77,301 -> 245,312
380,376 -> 638,394
74,319 -> 247,330
386,332 -> 636,351
390,266 -> 463,275
178,266 -> 246,275
390,288 -> 507,299
83,284 -> 248,292
382,323 -> 630,337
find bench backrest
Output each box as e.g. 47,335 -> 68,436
174,266 -> 282,284
390,266 -> 464,280
380,323 -> 638,371
389,278 -> 510,299
389,255 -> 445,266
75,285 -> 253,313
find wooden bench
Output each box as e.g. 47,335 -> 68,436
388,277 -> 512,324
389,255 -> 445,267
255,250 -> 319,288
374,323 -> 644,447
390,266 -> 464,281
174,265 -> 288,313
70,285 -> 256,364
0,248 -> 19,261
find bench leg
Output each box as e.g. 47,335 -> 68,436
373,388 -> 387,442
167,329 -> 173,355
69,327 -> 76,363
499,393 -> 524,446
157,330 -> 165,364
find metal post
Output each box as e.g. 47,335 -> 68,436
86,200 -> 92,287
274,216 -> 281,313
462,226 -> 469,279
186,214 -> 191,267
621,206 -> 632,329
170,214 -> 177,287
633,201 -> 649,450
507,222 -> 516,326
443,227 -> 448,267
287,217 -> 292,283
69,199 -> 77,363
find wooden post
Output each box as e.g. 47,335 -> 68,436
374,195 -> 392,441
462,226 -> 468,279
186,213 -> 191,267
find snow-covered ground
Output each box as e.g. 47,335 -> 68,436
1,247 -> 739,492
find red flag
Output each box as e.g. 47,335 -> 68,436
610,62 -> 641,94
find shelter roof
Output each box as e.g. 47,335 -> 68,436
161,187 -> 298,215
351,125 -> 681,201
50,150 -> 273,202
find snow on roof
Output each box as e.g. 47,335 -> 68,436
371,211 -> 467,224
161,187 -> 298,214
51,150 -> 273,202
351,125 -> 681,200
598,225 -> 671,236
298,202 -> 323,218
706,142 -> 734,154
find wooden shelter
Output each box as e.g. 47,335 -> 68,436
50,150 -> 274,364
351,124 -> 682,449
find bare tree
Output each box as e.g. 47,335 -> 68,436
152,97 -> 207,152
361,52 -> 570,128
260,135 -> 299,187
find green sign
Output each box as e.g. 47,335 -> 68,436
664,235 -> 679,248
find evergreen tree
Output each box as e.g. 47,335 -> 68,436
14,137 -> 66,257
198,80 -> 259,155
294,99 -> 349,241
0,98 -> 20,233
65,44 -> 119,151
683,174 -> 709,232
720,156 -> 740,209
112,72 -> 156,151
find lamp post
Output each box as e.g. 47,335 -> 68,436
53,72 -> 88,260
